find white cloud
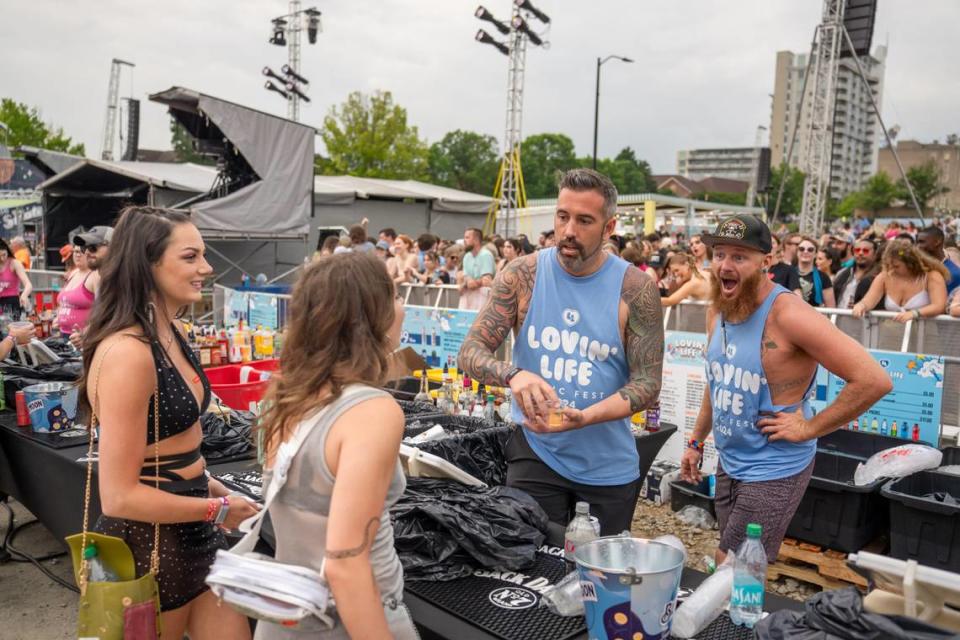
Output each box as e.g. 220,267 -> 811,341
2,1 -> 957,173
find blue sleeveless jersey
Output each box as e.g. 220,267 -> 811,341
706,284 -> 816,481
511,248 -> 638,485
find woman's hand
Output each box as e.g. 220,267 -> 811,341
893,310 -> 913,323
851,302 -> 867,318
208,476 -> 230,498
18,292 -> 29,308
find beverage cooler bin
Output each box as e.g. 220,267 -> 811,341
882,470 -> 960,573
817,429 -> 905,459
939,446 -> 960,467
205,360 -> 279,410
786,450 -> 887,553
669,479 -> 717,520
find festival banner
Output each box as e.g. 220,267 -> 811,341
400,305 -> 478,370
248,293 -> 279,330
828,350 -> 944,446
657,331 -> 717,473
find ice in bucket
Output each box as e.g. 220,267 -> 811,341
23,382 -> 79,433
575,536 -> 684,640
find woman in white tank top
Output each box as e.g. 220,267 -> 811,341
256,253 -> 419,640
853,239 -> 948,323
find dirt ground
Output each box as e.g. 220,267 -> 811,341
0,496 -> 819,640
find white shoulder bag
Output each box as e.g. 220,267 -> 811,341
206,387 -> 369,631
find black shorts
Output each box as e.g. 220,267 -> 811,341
504,428 -> 642,536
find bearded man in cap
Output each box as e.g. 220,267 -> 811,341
681,215 -> 891,564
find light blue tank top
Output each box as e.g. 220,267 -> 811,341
511,248 -> 638,485
706,284 -> 816,481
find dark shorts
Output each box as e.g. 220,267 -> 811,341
715,458 -> 814,562
504,428 -> 642,536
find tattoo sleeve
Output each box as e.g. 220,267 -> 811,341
618,267 -> 664,412
325,517 -> 380,559
458,257 -> 536,386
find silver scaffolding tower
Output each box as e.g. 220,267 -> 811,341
286,0 -> 302,121
797,0 -> 845,236
101,58 -> 135,161
499,5 -> 528,238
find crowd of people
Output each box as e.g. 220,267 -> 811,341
314,211 -> 960,320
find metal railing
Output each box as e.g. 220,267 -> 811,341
399,283 -> 462,309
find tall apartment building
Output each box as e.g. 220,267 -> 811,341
676,147 -> 767,182
769,45 -> 887,200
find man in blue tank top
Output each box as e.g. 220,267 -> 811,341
459,169 -> 664,535
680,215 -> 891,562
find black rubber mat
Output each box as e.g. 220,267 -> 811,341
696,615 -> 755,640
406,548 -> 586,640
7,424 -> 90,450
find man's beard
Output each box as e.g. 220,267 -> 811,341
710,269 -> 765,322
557,238 -> 601,272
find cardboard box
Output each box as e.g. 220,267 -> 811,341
641,461 -> 680,506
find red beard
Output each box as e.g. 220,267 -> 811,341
710,269 -> 765,322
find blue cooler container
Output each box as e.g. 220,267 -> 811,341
23,382 -> 79,433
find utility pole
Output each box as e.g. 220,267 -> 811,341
286,0 -> 302,121
101,58 -> 135,161
592,55 -> 633,170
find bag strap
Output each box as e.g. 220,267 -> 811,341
231,385 -> 384,555
78,335 -> 162,596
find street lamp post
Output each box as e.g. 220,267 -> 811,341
592,54 -> 633,169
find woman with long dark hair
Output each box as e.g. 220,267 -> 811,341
78,206 -> 258,639
0,237 -> 33,316
255,252 -> 417,639
660,252 -> 711,307
498,237 -> 524,272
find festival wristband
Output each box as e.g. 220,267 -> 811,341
204,499 -> 219,523
687,439 -> 704,453
213,496 -> 231,526
504,367 -> 523,386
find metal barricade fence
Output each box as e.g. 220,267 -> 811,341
399,283 -> 461,309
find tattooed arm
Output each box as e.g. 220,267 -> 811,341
567,266 -> 664,428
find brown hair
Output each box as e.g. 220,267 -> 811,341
882,238 -> 950,280
258,252 -> 397,451
668,252 -> 704,280
78,206 -> 193,420
395,234 -> 414,251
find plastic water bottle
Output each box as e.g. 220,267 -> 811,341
84,543 -> 120,583
729,523 -> 766,628
564,501 -> 600,569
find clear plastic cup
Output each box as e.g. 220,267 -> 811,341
9,321 -> 34,344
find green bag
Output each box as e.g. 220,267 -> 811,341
67,348 -> 162,639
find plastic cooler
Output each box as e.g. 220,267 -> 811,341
786,450 -> 888,553
205,360 -> 279,410
882,471 -> 960,572
669,479 -> 717,519
939,446 -> 960,467
817,429 -> 905,458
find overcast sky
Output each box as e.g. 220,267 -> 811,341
4,1 -> 958,174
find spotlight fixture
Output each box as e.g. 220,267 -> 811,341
305,7 -> 321,44
285,83 -> 310,102
269,18 -> 287,46
511,16 -> 542,46
475,5 -> 510,35
476,29 -> 510,56
281,64 -> 309,85
265,81 -> 290,99
514,0 -> 550,24
262,66 -> 285,83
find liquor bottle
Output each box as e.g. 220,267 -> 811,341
414,372 -> 431,405
458,375 -> 475,415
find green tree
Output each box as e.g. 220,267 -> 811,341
428,129 -> 499,194
592,147 -> 657,194
520,133 -> 578,199
319,90 -> 429,180
697,191 -> 747,206
0,98 -> 85,156
896,161 -> 948,208
857,171 -> 897,214
765,165 -> 806,217
169,118 -> 215,165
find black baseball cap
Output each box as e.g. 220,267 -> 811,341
701,215 -> 772,254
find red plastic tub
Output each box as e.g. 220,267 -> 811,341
204,359 -> 279,410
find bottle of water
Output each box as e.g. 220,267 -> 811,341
564,501 -> 600,569
729,523 -> 766,628
482,394 -> 497,422
84,543 -> 119,583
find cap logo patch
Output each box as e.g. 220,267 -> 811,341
716,218 -> 746,240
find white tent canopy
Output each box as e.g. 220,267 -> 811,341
314,176 -> 493,213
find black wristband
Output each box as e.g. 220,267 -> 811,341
504,367 -> 523,386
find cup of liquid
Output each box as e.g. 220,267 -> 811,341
547,401 -> 566,429
9,321 -> 34,345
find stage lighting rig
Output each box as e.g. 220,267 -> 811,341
285,83 -> 310,102
511,16 -> 542,46
476,29 -> 510,56
515,0 -> 549,24
269,18 -> 287,46
475,6 -> 510,35
265,81 -> 290,99
263,66 -> 286,83
282,64 -> 309,85
305,8 -> 322,44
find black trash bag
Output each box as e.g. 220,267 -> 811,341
200,410 -> 256,462
391,477 -> 549,581
416,426 -> 513,486
42,336 -> 80,358
756,587 -> 956,640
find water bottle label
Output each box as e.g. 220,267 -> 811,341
731,580 -> 764,608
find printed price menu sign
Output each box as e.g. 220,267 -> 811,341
828,350 -> 944,446
400,305 -> 478,370
657,331 -> 716,472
